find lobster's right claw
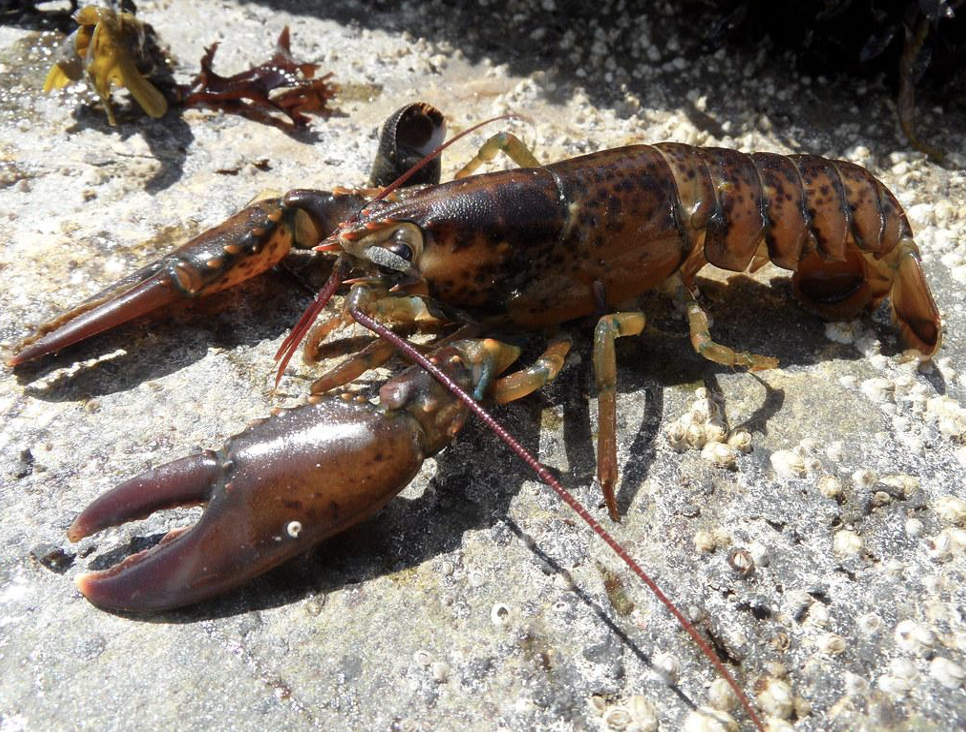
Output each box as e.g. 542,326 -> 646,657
68,396 -> 429,612
7,199 -> 326,366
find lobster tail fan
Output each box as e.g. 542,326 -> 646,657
892,246 -> 942,357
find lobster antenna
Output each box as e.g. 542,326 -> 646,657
350,307 -> 766,732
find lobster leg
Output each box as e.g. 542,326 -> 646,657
303,288 -> 447,393
453,132 -> 541,179
492,334 -> 572,404
593,312 -> 647,522
675,283 -> 779,370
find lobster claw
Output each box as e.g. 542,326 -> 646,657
7,198 -> 326,366
68,396 -> 431,612
67,337 -> 518,612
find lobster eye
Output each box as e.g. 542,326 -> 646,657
387,231 -> 414,263
365,223 -> 423,273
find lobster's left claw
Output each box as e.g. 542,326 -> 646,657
69,396 -> 431,612
7,199 -> 321,367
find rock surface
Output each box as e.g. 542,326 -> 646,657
1,2 -> 965,731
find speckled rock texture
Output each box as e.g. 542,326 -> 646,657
1,2 -> 965,731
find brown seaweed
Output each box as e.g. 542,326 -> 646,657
175,27 -> 336,129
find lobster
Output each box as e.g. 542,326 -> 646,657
8,108 -> 943,525
6,103 -> 944,732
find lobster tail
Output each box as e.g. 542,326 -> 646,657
653,143 -> 942,358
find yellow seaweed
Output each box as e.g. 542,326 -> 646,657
43,6 -> 167,125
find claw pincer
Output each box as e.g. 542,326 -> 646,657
7,199 -> 330,366
68,340 -> 518,612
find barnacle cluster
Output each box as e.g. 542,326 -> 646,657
665,387 -> 751,468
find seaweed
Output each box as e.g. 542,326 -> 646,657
174,27 -> 336,129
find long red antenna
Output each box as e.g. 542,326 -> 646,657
350,307 -> 766,732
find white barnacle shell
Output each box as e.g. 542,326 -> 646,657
798,438 -> 819,454
817,475 -> 843,500
926,395 -> 966,440
861,377 -> 895,403
701,441 -> 736,468
430,661 -> 450,683
682,707 -> 738,732
727,428 -> 752,453
895,619 -> 935,656
851,469 -> 878,491
690,397 -> 719,424
652,650 -> 680,684
905,518 -> 924,537
602,706 -> 632,731
825,440 -> 845,462
666,420 -> 688,451
877,673 -> 912,697
927,528 -> 966,561
890,657 -> 919,683
627,695 -> 658,732
490,603 -> 512,626
770,450 -> 806,478
686,423 -> 708,450
805,602 -> 830,628
817,632 -> 847,656
930,657 -> 966,690
825,320 -> 860,345
694,529 -> 716,553
286,520 -> 302,538
881,473 -> 919,498
704,420 -> 728,444
833,529 -> 863,556
857,613 -> 882,635
707,678 -> 738,712
467,569 -> 485,587
756,677 -> 794,719
935,495 -> 966,525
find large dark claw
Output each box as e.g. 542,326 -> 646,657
67,339 -> 518,612
69,397 -> 430,612
7,200 -> 319,366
